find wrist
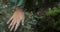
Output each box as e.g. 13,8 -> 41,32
15,7 -> 24,13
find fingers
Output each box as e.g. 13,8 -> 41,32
14,22 -> 20,32
8,19 -> 15,28
8,17 -> 16,28
22,19 -> 25,26
9,18 -> 21,31
14,19 -> 21,31
10,20 -> 16,31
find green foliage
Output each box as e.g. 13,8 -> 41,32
47,8 -> 60,16
0,0 -> 60,32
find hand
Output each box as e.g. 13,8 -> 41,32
7,8 -> 25,31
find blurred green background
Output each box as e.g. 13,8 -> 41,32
0,0 -> 60,32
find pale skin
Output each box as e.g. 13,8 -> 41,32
7,8 -> 25,31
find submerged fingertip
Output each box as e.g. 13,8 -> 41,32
10,29 -> 12,32
22,24 -> 24,26
8,26 -> 10,29
7,22 -> 9,24
14,29 -> 16,32
7,21 -> 11,24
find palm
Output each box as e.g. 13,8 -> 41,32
7,8 -> 25,31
